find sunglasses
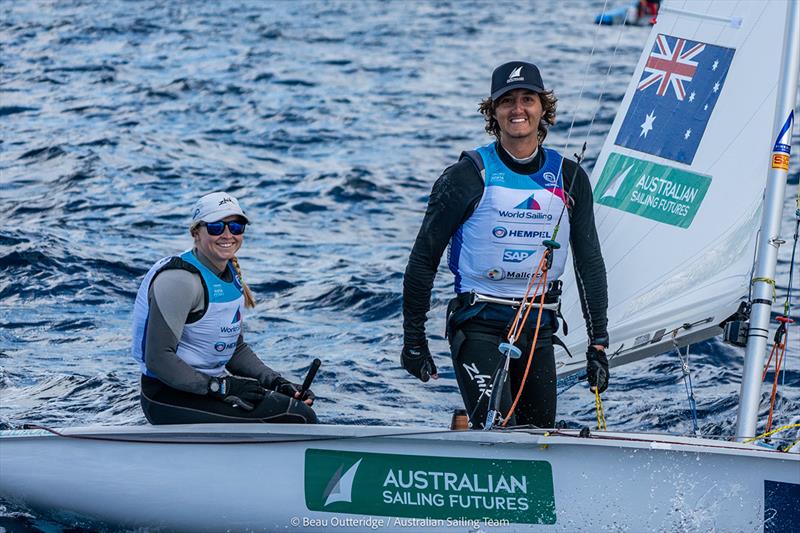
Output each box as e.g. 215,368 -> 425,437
202,220 -> 247,236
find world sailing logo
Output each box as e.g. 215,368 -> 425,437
514,193 -> 541,210
323,459 -> 363,506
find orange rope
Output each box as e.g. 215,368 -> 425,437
500,249 -> 551,427
506,250 -> 550,342
765,338 -> 787,433
761,341 -> 779,382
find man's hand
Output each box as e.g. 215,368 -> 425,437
273,377 -> 315,406
401,342 -> 438,382
208,376 -> 267,411
586,345 -> 609,393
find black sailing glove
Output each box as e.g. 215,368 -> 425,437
401,342 -> 438,383
272,377 -> 315,405
586,346 -> 609,393
208,376 -> 266,411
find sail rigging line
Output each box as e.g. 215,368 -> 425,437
760,316 -> 792,433
784,216 -> 799,319
594,388 -> 607,430
747,229 -> 762,302
483,249 -> 550,429
470,356 -> 512,427
548,3 -> 629,228
776,211 -> 800,423
492,141 -> 592,427
751,276 -> 777,300
541,426 -> 794,452
672,335 -> 700,436
558,0 -> 616,160
537,0 -> 621,227
540,143 -> 587,324
742,422 -> 800,452
500,259 -> 550,428
578,4 -> 635,154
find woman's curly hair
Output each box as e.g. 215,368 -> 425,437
478,90 -> 558,144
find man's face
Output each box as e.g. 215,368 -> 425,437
493,89 -> 543,143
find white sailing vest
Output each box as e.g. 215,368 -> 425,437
131,250 -> 244,377
448,143 -> 570,297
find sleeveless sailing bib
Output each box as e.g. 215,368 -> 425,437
131,250 -> 244,377
448,142 -> 571,297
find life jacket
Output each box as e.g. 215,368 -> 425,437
448,142 -> 570,297
131,250 -> 244,377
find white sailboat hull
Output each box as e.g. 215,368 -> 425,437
2,424 -> 797,532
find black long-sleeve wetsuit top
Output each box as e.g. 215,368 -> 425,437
403,141 -> 609,347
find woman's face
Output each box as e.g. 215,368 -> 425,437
193,215 -> 246,271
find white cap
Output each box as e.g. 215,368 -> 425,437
191,192 -> 249,225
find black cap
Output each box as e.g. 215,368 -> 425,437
490,61 -> 546,100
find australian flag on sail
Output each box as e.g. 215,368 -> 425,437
615,34 -> 735,165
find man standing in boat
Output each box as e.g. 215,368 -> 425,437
401,61 -> 609,429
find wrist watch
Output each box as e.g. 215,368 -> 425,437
208,377 -> 225,395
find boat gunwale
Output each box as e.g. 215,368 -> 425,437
2,423 -> 796,460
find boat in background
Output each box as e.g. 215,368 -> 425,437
595,0 -> 659,26
2,1 -> 799,531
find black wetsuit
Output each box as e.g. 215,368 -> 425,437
138,250 -> 317,425
403,142 -> 608,428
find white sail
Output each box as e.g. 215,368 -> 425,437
556,0 -> 794,375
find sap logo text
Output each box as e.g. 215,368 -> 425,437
218,196 -> 234,206
503,249 -> 535,263
494,229 -> 552,239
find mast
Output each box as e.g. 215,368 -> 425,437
735,0 -> 800,441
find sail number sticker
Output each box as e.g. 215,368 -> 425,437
771,111 -> 794,171
304,449 -> 555,524
595,152 -> 712,228
772,153 -> 790,171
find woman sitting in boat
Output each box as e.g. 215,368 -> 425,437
131,191 -> 317,424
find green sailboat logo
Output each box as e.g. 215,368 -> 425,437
323,459 -> 362,506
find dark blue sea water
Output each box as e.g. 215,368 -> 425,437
1,0 -> 798,530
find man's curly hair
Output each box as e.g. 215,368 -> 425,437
478,90 -> 558,144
